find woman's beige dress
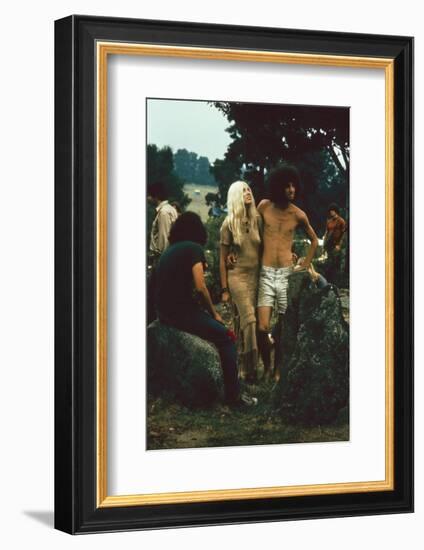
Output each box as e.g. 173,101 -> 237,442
220,216 -> 262,380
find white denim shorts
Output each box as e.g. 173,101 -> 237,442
257,265 -> 293,314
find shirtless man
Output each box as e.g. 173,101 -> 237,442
323,203 -> 346,284
257,165 -> 318,381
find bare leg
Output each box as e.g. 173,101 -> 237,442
257,306 -> 273,379
274,314 -> 285,382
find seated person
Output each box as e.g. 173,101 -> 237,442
294,255 -> 329,289
154,211 -> 257,407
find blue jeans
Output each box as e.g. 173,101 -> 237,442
315,273 -> 329,289
161,309 -> 240,403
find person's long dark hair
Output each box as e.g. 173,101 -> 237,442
168,211 -> 207,246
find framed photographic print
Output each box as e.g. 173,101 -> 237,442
54,15 -> 413,534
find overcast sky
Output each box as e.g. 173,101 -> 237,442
147,98 -> 232,162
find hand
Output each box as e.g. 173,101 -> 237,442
226,253 -> 237,269
221,290 -> 231,303
335,245 -> 341,251
214,312 -> 224,324
294,264 -> 307,272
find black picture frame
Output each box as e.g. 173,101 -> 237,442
55,14 -> 413,534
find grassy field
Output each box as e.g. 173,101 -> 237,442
147,289 -> 350,451
147,379 -> 349,451
184,183 -> 218,221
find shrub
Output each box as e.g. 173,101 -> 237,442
204,214 -> 226,303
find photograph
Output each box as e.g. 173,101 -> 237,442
53,15 -> 413,533
0,0 -> 418,542
146,98 -> 350,450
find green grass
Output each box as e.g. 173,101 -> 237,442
147,379 -> 349,450
147,284 -> 350,451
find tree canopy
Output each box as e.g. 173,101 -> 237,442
211,102 -> 349,233
147,144 -> 191,208
147,145 -> 191,234
173,148 -> 217,186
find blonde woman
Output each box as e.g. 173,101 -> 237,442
219,181 -> 262,384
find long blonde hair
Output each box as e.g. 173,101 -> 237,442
226,180 -> 259,246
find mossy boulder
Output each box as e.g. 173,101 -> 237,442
147,320 -> 224,407
275,271 -> 349,425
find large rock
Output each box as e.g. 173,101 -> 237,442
147,320 -> 224,407
275,271 -> 349,425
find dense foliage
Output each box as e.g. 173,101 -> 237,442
210,102 -> 349,235
147,102 -> 350,289
147,144 -> 191,235
173,148 -> 217,186
204,214 -> 226,303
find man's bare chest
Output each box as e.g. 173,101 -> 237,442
263,210 -> 298,237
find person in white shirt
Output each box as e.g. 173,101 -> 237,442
148,181 -> 178,259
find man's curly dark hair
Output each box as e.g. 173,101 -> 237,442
267,164 -> 300,204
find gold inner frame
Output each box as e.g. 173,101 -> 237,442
96,42 -> 395,508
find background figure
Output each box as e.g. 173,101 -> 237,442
295,256 -> 329,289
147,180 -> 178,324
219,181 -> 262,384
148,180 -> 178,262
170,201 -> 182,216
323,203 -> 346,285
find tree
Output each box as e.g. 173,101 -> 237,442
174,148 -> 217,185
147,144 -> 190,205
214,102 -> 349,176
211,102 -> 349,228
209,157 -> 242,206
296,149 -> 347,233
196,156 -> 216,185
174,148 -> 199,182
147,145 -> 191,234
